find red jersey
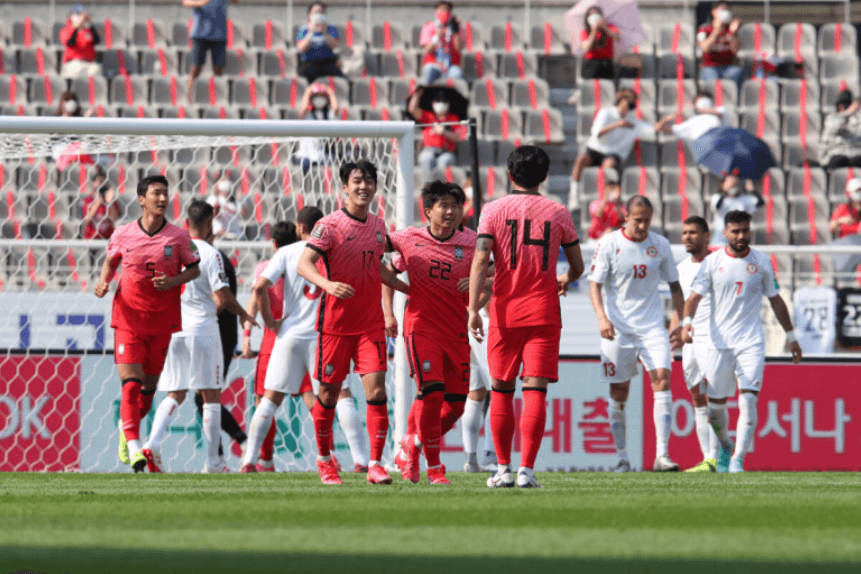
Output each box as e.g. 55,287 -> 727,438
389,226 -> 476,340
477,192 -> 579,328
580,24 -> 617,60
254,260 -> 284,355
698,25 -> 736,67
82,196 -> 115,240
59,21 -> 98,63
831,203 -> 861,238
420,110 -> 465,153
107,219 -> 200,336
588,199 -> 625,240
306,208 -> 388,335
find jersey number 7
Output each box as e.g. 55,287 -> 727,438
505,219 -> 551,271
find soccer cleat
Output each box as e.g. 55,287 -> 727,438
141,447 -> 163,473
427,465 -> 451,485
130,451 -> 147,474
117,419 -> 130,465
481,450 -> 498,467
367,464 -> 393,484
685,458 -> 717,473
653,455 -> 680,472
240,463 -> 257,473
517,470 -> 542,488
354,463 -> 369,473
464,460 -> 481,473
716,447 -> 732,473
393,447 -> 407,472
487,467 -> 515,488
256,459 -> 275,473
400,434 -> 421,484
316,459 -> 343,485
202,459 -> 231,473
728,456 -> 744,474
612,460 -> 631,473
331,453 -> 342,472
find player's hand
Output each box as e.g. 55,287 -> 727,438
241,337 -> 254,359
556,273 -> 572,296
681,325 -> 694,344
385,314 -> 399,337
789,341 -> 802,364
457,276 -> 470,293
241,310 -> 260,330
152,271 -> 174,291
94,281 -> 110,298
669,326 -> 683,350
468,310 -> 484,342
618,120 -> 634,129
325,281 -> 355,299
598,317 -> 615,340
728,18 -> 740,34
265,318 -> 283,333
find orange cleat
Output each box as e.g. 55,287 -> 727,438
427,465 -> 451,485
354,463 -> 369,473
400,434 -> 421,484
256,459 -> 275,472
317,458 -> 343,485
240,463 -> 257,473
366,464 -> 393,484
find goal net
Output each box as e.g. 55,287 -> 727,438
0,116 -> 413,473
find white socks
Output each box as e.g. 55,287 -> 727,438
734,393 -> 758,460
461,398 -> 483,455
336,397 -> 368,467
708,402 -> 734,450
653,390 -> 672,458
609,399 -> 627,462
568,180 -> 579,210
127,439 -> 142,457
243,398 -> 277,466
694,405 -> 711,460
202,403 -> 222,467
147,396 -> 179,451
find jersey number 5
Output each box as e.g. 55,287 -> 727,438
505,219 -> 551,271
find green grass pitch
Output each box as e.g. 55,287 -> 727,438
2,472 -> 861,573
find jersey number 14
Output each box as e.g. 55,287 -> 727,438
505,219 -> 551,271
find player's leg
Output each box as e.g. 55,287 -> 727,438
600,337 -> 638,472
704,347 -> 736,472
729,346 -> 765,473
335,384 -> 369,472
355,331 -> 391,484
640,333 -> 678,471
485,325 -> 524,488
140,331 -> 186,473
683,343 -> 717,472
254,352 -> 277,471
193,334 -> 227,472
462,387 -> 486,472
242,388 -> 285,472
313,333 -> 352,484
439,352 -> 469,437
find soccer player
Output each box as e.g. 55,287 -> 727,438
468,145 -> 584,488
94,175 -> 201,473
682,210 -> 802,473
298,160 -> 410,485
676,216 -> 720,472
141,200 -> 257,473
588,195 -> 684,473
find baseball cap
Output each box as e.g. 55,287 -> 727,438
70,4 -> 87,14
847,178 -> 861,201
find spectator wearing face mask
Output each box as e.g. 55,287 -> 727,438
297,2 -> 342,84
830,178 -> 861,238
419,1 -> 464,85
580,5 -> 620,80
82,166 -> 119,240
59,4 -> 102,78
207,177 -> 250,240
408,88 -> 467,181
569,88 -> 675,211
709,173 -> 763,245
57,91 -> 95,117
820,89 -> 861,170
697,2 -> 742,89
295,83 -> 339,174
662,90 -> 730,142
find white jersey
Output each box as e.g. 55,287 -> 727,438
677,253 -> 714,345
588,229 -> 679,339
178,238 -> 230,336
691,246 -> 780,350
262,240 -> 322,339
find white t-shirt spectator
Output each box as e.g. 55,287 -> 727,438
672,108 -> 729,142
709,193 -> 761,244
586,107 -> 654,160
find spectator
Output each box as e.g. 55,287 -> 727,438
829,178 -> 861,238
820,89 -> 861,169
185,0 -> 237,105
81,166 -> 119,240
419,1 -> 464,85
296,3 -> 342,84
708,173 -> 763,245
569,88 -> 675,209
59,4 -> 102,78
409,87 -> 467,181
580,5 -> 619,80
296,83 -> 339,174
58,92 -> 84,117
662,90 -> 730,142
587,169 -> 625,242
696,2 -> 742,89
207,176 -> 249,240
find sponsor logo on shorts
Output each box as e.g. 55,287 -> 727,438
454,246 -> 463,260
646,246 -> 658,258
325,364 -> 334,375
422,360 -> 431,373
118,344 -> 125,354
747,263 -> 758,274
376,232 -> 383,244
164,245 -> 173,258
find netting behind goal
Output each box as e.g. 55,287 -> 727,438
0,117 -> 413,472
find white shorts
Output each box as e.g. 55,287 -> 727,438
599,331 -> 672,384
681,340 -> 713,390
264,336 -> 318,395
703,345 -> 765,399
159,334 -> 223,392
468,332 -> 491,392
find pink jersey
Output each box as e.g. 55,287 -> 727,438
306,208 -> 388,335
389,226 -> 476,340
477,192 -> 579,328
107,219 -> 200,336
254,260 -> 284,355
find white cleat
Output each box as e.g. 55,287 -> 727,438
487,467 -> 515,488
464,460 -> 481,473
613,460 -> 632,473
728,457 -> 744,473
516,470 -> 542,488
202,458 -> 231,473
653,455 -> 680,472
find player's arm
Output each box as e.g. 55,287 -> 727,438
558,243 -> 585,296
214,285 -> 258,328
380,263 -> 410,295
152,263 -> 200,291
381,262 -> 401,337
241,295 -> 258,358
681,292 -> 703,344
467,236 -> 493,340
668,281 -> 684,349
769,294 -> 803,364
251,276 -> 279,333
94,253 -> 121,298
589,281 -> 615,340
476,275 -> 493,309
298,247 -> 355,299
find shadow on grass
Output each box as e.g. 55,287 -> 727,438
4,546 -> 860,574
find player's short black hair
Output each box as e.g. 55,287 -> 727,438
724,210 -> 752,227
137,174 -> 168,197
626,195 -> 653,213
187,199 -> 214,228
308,2 -> 326,13
507,145 -> 550,189
436,1 -> 453,10
683,215 -> 709,233
272,221 -> 298,248
340,160 -> 378,185
421,180 -> 466,210
296,206 -> 325,232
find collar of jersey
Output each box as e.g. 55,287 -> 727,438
724,246 -> 750,259
426,226 -> 456,242
137,217 -> 167,237
621,228 -> 646,243
341,207 -> 368,223
511,189 -> 540,195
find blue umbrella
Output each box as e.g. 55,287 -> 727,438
690,126 -> 777,180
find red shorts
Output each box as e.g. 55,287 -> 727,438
296,373 -> 313,396
254,352 -> 271,396
114,329 -> 174,376
487,324 -> 561,382
405,331 -> 470,395
315,330 -> 387,384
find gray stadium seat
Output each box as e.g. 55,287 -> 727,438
260,49 -> 298,78
510,78 -> 549,109
787,166 -> 827,198
252,20 -> 286,50
470,77 -> 509,111
0,75 -> 27,105
781,110 -> 821,146
656,22 -> 694,56
378,50 -> 419,79
231,77 -> 269,107
484,108 -> 523,142
461,50 -> 498,81
780,79 -> 820,113
657,53 -> 695,79
140,48 -> 180,77
738,79 -> 780,114
227,19 -> 249,49
827,168 -> 860,201
132,18 -> 168,48
372,21 -> 409,50
529,23 -> 568,56
190,76 -> 229,106
499,51 -> 537,80
578,78 -> 615,111
619,78 -> 657,120
738,22 -> 776,56
657,79 -> 696,116
223,49 -> 259,77
71,75 -> 108,107
461,21 -> 487,53
18,47 -> 58,75
101,49 -> 138,78
172,20 -> 192,48
94,18 -> 128,50
117,104 -> 157,118
776,23 -> 818,79
0,46 -> 17,74
523,108 -> 565,145
479,166 -> 510,200
28,75 -> 67,107
110,75 -> 148,106
489,22 -> 525,53
270,77 -> 308,110
789,194 -> 829,245
821,80 -> 861,111
783,141 -> 818,169
820,54 -> 860,85
151,76 -> 188,106
819,23 -> 857,56
353,77 -> 390,109
698,79 -> 738,114
12,18 -> 48,47
240,106 -> 280,121
337,20 -> 368,50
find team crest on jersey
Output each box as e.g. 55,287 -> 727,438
164,245 -> 173,258
118,344 -> 125,355
646,246 -> 658,258
325,364 -> 334,375
376,231 -> 383,244
422,360 -> 431,373
454,246 -> 463,260
747,263 -> 758,274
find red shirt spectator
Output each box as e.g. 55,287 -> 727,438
420,109 -> 465,153
697,25 -> 736,67
82,195 -> 117,239
588,196 -> 625,240
59,8 -> 100,63
420,5 -> 462,69
830,203 -> 861,238
580,24 -> 618,60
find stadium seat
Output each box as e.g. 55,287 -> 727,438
821,79 -> 861,110
779,79 -> 820,114
738,79 -> 780,114
131,19 -> 169,48
499,51 -> 537,80
661,167 -> 703,221
138,48 -> 177,76
231,77 -> 270,108
655,22 -> 694,57
478,166 -> 510,200
0,75 -> 27,105
818,23 -> 857,56
226,19 -> 249,49
94,18 -> 128,50
0,104 -> 36,116
0,46 -> 17,74
622,168 -> 662,222
776,22 -> 818,79
737,22 -> 776,57
431,165 -> 469,188
378,50 -> 419,79
657,79 -> 696,116
510,77 -> 549,109
429,76 -> 469,99
372,22 -> 409,51
489,22 -> 525,53
781,110 -> 821,146
820,54 -> 860,85
616,44 -> 657,80
363,107 -> 403,122
240,106 -> 279,120
461,21 -> 487,53
117,104 -> 157,118
28,75 -> 66,108
388,78 -> 417,107
151,76 -> 188,107
659,139 -> 698,169
71,75 -> 108,107
698,79 -> 738,114
827,167 -> 859,201
578,78 -> 615,111
470,78 -> 508,111
752,168 -> 790,245
252,20 -> 286,50
109,74 -> 148,107
794,253 -> 834,286
657,53 -> 695,79
740,109 -> 781,143
12,18 -> 48,47
190,76 -> 229,106
578,166 -> 613,206
172,20 -> 192,49
313,75 -> 350,104
787,166 -> 827,199
353,77 -> 390,109
337,20 -> 368,50
260,49 -> 298,78
270,76 -> 308,110
789,195 -> 830,245
223,49 -> 259,77
783,141 -> 819,169
621,141 -> 659,169
529,23 -> 568,56
101,49 -> 138,78
523,108 -> 565,145
18,47 -> 58,75
484,108 -> 524,142
461,50 -> 498,81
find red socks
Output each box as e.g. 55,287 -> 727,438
419,386 -> 445,467
440,395 -> 466,436
260,417 -> 277,461
312,398 -> 337,457
138,388 -> 155,418
490,389 -> 515,466
120,379 -> 143,442
366,400 -> 389,462
407,395 -> 421,436
520,388 -> 547,469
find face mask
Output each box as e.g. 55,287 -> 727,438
695,97 -> 713,111
433,102 -> 449,115
437,11 -> 450,24
312,96 -> 329,109
63,99 -> 79,114
217,180 -> 231,194
852,193 -> 861,203
726,185 -> 741,197
587,13 -> 602,28
718,9 -> 732,23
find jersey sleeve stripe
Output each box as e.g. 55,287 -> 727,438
477,233 -> 494,240
185,260 -> 200,268
561,239 -> 580,248
307,244 -> 326,256
386,234 -> 394,252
